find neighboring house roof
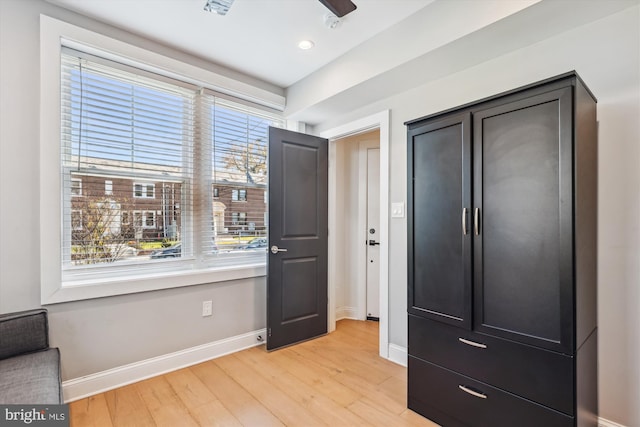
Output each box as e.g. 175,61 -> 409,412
66,156 -> 266,186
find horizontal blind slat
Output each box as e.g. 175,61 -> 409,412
61,49 -> 283,281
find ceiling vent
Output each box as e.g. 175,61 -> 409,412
203,0 -> 235,15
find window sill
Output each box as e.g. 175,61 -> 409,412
42,263 -> 266,304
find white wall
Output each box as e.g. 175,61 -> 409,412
0,0 -> 279,380
313,6 -> 640,426
332,136 -> 359,317
1,0 -> 638,424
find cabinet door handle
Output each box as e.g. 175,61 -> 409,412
462,208 -> 468,235
459,385 -> 487,399
474,208 -> 480,236
458,337 -> 487,349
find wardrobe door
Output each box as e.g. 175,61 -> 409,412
473,87 -> 574,353
408,112 -> 472,329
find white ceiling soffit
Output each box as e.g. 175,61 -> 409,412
45,0 -> 435,88
289,0 -> 639,125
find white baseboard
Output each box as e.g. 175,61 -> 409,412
388,343 -> 407,367
336,306 -> 358,320
599,417 -> 627,427
62,328 -> 266,403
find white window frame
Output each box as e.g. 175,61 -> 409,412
133,210 -> 156,229
71,178 -> 82,197
40,16 -> 285,304
133,182 -> 155,199
231,188 -> 247,202
105,180 -> 113,196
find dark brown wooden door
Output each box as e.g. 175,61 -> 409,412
267,127 -> 328,350
407,112 -> 472,329
473,87 -> 574,354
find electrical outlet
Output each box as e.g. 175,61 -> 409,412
202,300 -> 213,317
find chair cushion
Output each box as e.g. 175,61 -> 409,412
0,348 -> 62,404
0,309 -> 49,360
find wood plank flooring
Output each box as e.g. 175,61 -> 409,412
69,319 -> 438,427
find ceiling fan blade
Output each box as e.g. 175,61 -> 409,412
318,0 -> 357,18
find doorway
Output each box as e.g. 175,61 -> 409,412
320,110 -> 390,359
330,130 -> 380,325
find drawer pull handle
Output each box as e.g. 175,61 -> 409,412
458,337 -> 487,349
458,385 -> 487,399
462,208 -> 468,235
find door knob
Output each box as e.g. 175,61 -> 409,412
270,245 -> 288,254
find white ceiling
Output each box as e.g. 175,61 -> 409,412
43,0 -> 638,125
45,0 -> 435,88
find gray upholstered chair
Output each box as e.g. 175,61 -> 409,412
0,309 -> 62,404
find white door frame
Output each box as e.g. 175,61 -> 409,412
318,110 -> 390,359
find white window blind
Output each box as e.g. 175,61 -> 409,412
60,48 -> 283,284
201,94 -> 277,264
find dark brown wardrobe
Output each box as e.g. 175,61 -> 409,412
406,72 -> 597,427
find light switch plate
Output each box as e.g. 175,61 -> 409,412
391,202 -> 405,218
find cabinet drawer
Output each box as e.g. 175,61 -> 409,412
408,356 -> 574,427
409,315 -> 574,415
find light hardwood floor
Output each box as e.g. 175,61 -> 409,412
69,319 -> 438,427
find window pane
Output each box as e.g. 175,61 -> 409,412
205,98 -> 282,255
62,50 -> 192,268
60,47 -> 284,286
71,178 -> 82,196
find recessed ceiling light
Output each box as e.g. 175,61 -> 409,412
298,40 -> 315,50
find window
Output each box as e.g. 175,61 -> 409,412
134,183 -> 155,199
133,211 -> 156,229
47,43 -> 284,302
71,178 -> 82,197
231,189 -> 247,202
231,212 -> 247,226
